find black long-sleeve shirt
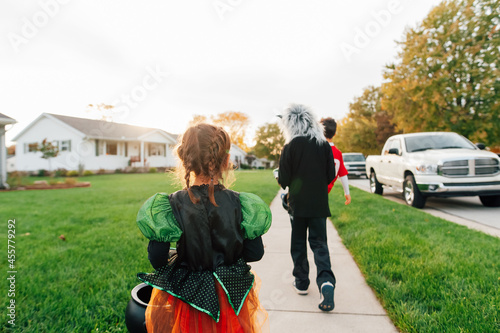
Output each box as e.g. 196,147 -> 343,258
278,136 -> 335,217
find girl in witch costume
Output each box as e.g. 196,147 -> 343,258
136,123 -> 271,332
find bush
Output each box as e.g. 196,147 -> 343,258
115,168 -> 123,174
97,168 -> 106,175
6,171 -> 27,188
83,170 -> 93,176
67,170 -> 79,177
148,167 -> 157,173
65,177 -> 77,185
38,169 -> 49,177
130,167 -> 139,174
54,168 -> 68,177
240,164 -> 251,170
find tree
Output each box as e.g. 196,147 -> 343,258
187,111 -> 251,151
382,0 -> 500,146
87,103 -> 115,122
38,138 -> 59,172
336,86 -> 397,155
212,111 -> 250,151
187,114 -> 208,127
253,123 -> 285,163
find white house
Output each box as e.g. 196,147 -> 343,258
13,113 -> 178,172
251,157 -> 274,169
6,156 -> 16,173
229,144 -> 247,168
1,113 -> 17,188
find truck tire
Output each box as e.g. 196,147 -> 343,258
370,172 -> 383,195
479,195 -> 500,207
403,175 -> 426,208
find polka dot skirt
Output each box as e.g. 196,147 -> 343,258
138,258 -> 254,320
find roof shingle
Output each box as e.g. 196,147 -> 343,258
48,113 -> 177,141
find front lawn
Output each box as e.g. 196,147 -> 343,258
328,185 -> 500,333
0,171 -> 279,332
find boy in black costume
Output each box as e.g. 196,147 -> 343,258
277,104 -> 336,311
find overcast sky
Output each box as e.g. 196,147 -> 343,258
2,0 -> 441,146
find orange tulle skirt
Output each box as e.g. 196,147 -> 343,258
145,272 -> 269,333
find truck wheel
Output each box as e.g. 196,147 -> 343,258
370,172 -> 383,195
403,175 -> 426,208
479,195 -> 500,207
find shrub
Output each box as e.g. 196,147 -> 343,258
149,167 -> 157,173
6,171 -> 27,188
67,170 -> 79,177
48,179 -> 58,185
115,168 -> 123,174
54,168 -> 68,177
83,170 -> 93,176
38,169 -> 49,177
240,164 -> 251,170
65,177 -> 77,185
97,168 -> 106,175
130,167 -> 139,174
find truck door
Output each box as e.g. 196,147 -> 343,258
376,138 -> 395,184
385,138 -> 404,188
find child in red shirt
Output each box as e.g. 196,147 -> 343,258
321,117 -> 351,205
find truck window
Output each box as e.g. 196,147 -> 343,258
383,139 -> 393,155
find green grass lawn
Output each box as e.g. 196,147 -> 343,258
2,171 -> 498,332
0,171 -> 279,332
328,185 -> 500,333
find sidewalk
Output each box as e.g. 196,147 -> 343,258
250,190 -> 399,333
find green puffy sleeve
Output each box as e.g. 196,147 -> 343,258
240,192 -> 272,240
136,193 -> 182,243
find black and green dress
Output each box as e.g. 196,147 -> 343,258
136,184 -> 271,332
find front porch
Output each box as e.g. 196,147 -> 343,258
93,139 -> 175,170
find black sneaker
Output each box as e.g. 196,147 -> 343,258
318,282 -> 335,311
293,281 -> 308,295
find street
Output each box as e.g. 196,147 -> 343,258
348,177 -> 500,238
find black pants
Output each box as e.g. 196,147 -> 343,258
290,215 -> 336,290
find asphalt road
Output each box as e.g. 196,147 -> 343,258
348,177 -> 500,237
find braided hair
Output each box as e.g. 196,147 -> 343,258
175,123 -> 232,206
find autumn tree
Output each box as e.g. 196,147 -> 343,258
336,86 -> 397,155
253,123 -> 285,163
87,103 -> 115,122
188,112 -> 251,151
37,138 -> 59,172
212,111 -> 250,150
382,0 -> 500,146
187,114 -> 208,127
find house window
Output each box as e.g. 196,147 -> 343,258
60,140 -> 71,152
106,142 -> 118,155
149,143 -> 166,156
26,142 -> 38,153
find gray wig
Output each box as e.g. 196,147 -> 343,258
278,103 -> 326,144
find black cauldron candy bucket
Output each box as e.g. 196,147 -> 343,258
125,283 -> 152,333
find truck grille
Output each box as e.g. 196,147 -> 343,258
440,158 -> 500,177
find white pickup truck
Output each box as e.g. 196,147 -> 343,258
365,132 -> 500,208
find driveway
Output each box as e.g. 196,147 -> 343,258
349,177 -> 500,238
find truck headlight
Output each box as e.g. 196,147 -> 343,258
415,164 -> 438,174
